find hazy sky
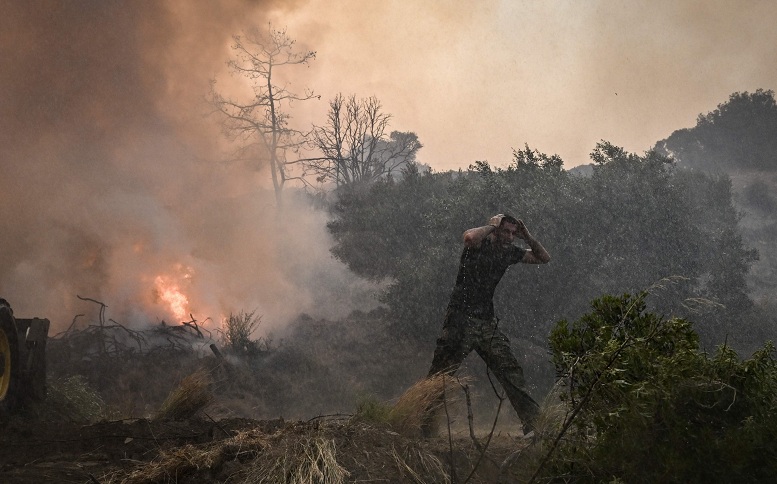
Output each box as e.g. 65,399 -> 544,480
277,0 -> 777,169
1,0 -> 775,330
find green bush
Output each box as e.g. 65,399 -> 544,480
353,394 -> 392,424
45,375 -> 106,422
545,293 -> 777,483
222,310 -> 267,356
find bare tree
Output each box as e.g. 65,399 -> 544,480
210,25 -> 317,207
307,94 -> 422,188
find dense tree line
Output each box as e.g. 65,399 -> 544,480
656,89 -> 777,171
327,142 -> 771,356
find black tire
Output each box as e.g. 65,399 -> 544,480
23,318 -> 49,401
0,303 -> 21,415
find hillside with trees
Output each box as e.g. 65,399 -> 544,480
655,89 -> 777,313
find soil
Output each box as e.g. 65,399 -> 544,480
0,415 -> 533,483
0,311 -> 541,483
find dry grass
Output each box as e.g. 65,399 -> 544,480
532,380 -> 568,441
498,380 -> 572,481
156,368 -> 214,420
97,414 -> 521,484
115,429 -> 268,484
391,443 -> 451,484
243,436 -> 350,484
354,373 -> 468,438
106,425 -> 348,484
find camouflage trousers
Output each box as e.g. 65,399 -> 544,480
426,309 -> 539,431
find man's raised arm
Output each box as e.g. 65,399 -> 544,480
462,214 -> 504,248
463,224 -> 497,248
517,220 -> 551,264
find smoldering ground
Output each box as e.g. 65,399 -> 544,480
0,1 -> 378,332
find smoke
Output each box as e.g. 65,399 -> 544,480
278,0 -> 777,168
0,1 -> 379,332
7,0 -> 774,332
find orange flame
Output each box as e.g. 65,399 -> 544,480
154,274 -> 189,321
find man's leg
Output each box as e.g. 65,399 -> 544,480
475,324 -> 540,433
427,311 -> 471,377
423,311 -> 472,435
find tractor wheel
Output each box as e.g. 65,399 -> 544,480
0,304 -> 21,415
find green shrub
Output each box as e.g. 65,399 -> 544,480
222,310 -> 266,356
544,293 -> 777,483
45,375 -> 106,422
353,394 -> 392,424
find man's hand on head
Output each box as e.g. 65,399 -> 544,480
488,214 -> 505,228
516,219 -> 532,240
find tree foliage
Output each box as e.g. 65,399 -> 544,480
210,25 -> 317,206
327,142 -> 765,354
653,88 -> 777,332
544,292 -> 777,483
307,93 -> 422,188
655,89 -> 777,171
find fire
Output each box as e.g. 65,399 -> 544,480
153,274 -> 190,321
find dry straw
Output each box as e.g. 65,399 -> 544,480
388,372 -> 467,438
116,430 -> 268,484
391,443 -> 450,484
157,368 -> 214,420
243,436 -> 350,484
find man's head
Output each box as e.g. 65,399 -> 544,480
500,214 -> 519,227
494,213 -> 520,248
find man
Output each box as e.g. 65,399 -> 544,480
426,213 -> 550,435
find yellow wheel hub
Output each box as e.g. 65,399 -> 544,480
0,327 -> 10,400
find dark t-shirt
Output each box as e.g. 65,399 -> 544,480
447,238 -> 525,319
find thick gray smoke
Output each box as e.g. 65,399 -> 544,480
0,1 -> 378,332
